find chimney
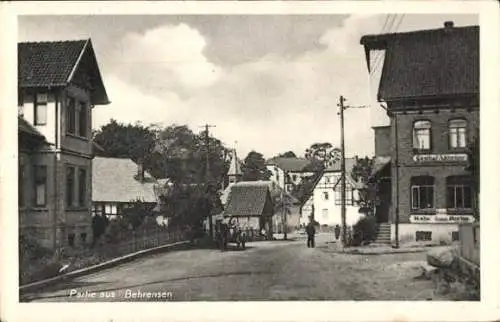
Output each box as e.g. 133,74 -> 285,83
137,160 -> 145,182
444,21 -> 454,29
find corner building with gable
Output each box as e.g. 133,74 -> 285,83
360,22 -> 479,243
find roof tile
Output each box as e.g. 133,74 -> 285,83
92,157 -> 157,203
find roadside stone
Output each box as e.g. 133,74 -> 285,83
426,247 -> 457,268
419,263 -> 439,279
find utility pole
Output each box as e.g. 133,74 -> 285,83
201,123 -> 216,238
337,96 -> 368,248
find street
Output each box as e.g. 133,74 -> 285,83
22,234 -> 441,302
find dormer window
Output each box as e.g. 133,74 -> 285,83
34,93 -> 47,125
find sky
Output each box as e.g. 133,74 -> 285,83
19,14 -> 478,160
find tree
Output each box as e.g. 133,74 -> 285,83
305,142 -> 341,170
241,151 -> 272,181
351,156 -> 378,215
152,125 -> 230,187
275,151 -> 297,158
93,119 -> 156,167
91,214 -> 109,246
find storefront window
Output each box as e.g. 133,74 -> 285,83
411,176 -> 434,210
446,176 -> 473,209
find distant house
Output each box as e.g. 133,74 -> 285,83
266,157 -> 314,192
299,158 -> 363,228
18,38 -> 110,249
92,157 -> 158,219
223,181 -> 274,238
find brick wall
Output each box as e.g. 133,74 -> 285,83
389,106 -> 479,224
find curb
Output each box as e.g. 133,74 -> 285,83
329,247 -> 428,255
19,240 -> 191,295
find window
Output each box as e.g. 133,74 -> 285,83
80,232 -> 87,244
413,120 -> 431,150
104,204 -> 118,215
92,204 -> 103,216
416,231 -> 432,241
335,185 -> 353,205
34,93 -> 47,125
449,119 -> 467,149
78,168 -> 87,207
452,231 -> 460,242
78,101 -> 87,137
68,233 -> 75,247
66,97 -> 76,134
292,174 -> 297,181
446,176 -> 472,209
323,192 -> 329,200
66,166 -> 75,207
19,163 -> 25,207
411,176 -> 434,210
33,165 -> 47,206
18,92 -> 24,116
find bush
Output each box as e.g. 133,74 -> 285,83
350,215 -> 377,246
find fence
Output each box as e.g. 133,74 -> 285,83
458,223 -> 480,266
94,225 -> 188,260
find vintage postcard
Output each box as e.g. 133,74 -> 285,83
0,1 -> 499,322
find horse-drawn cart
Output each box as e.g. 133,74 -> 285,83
215,217 -> 247,251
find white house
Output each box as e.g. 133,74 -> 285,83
266,157 -> 314,192
300,158 -> 364,227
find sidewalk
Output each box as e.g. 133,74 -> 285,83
324,240 -> 453,255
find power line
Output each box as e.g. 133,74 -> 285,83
371,14 -> 406,76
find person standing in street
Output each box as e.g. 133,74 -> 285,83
334,224 -> 341,242
306,218 -> 316,248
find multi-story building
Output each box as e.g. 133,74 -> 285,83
18,39 -> 110,249
299,158 -> 363,228
360,22 -> 479,243
266,157 -> 314,192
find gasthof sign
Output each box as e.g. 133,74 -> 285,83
413,154 -> 468,162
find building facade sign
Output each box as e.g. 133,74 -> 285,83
409,213 -> 475,224
413,153 -> 468,163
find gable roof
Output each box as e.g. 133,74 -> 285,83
360,24 -> 479,101
299,158 -> 361,208
223,181 -> 273,217
18,39 -> 110,105
324,157 -> 356,173
266,157 -> 312,172
18,116 -> 45,139
92,157 -> 157,203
